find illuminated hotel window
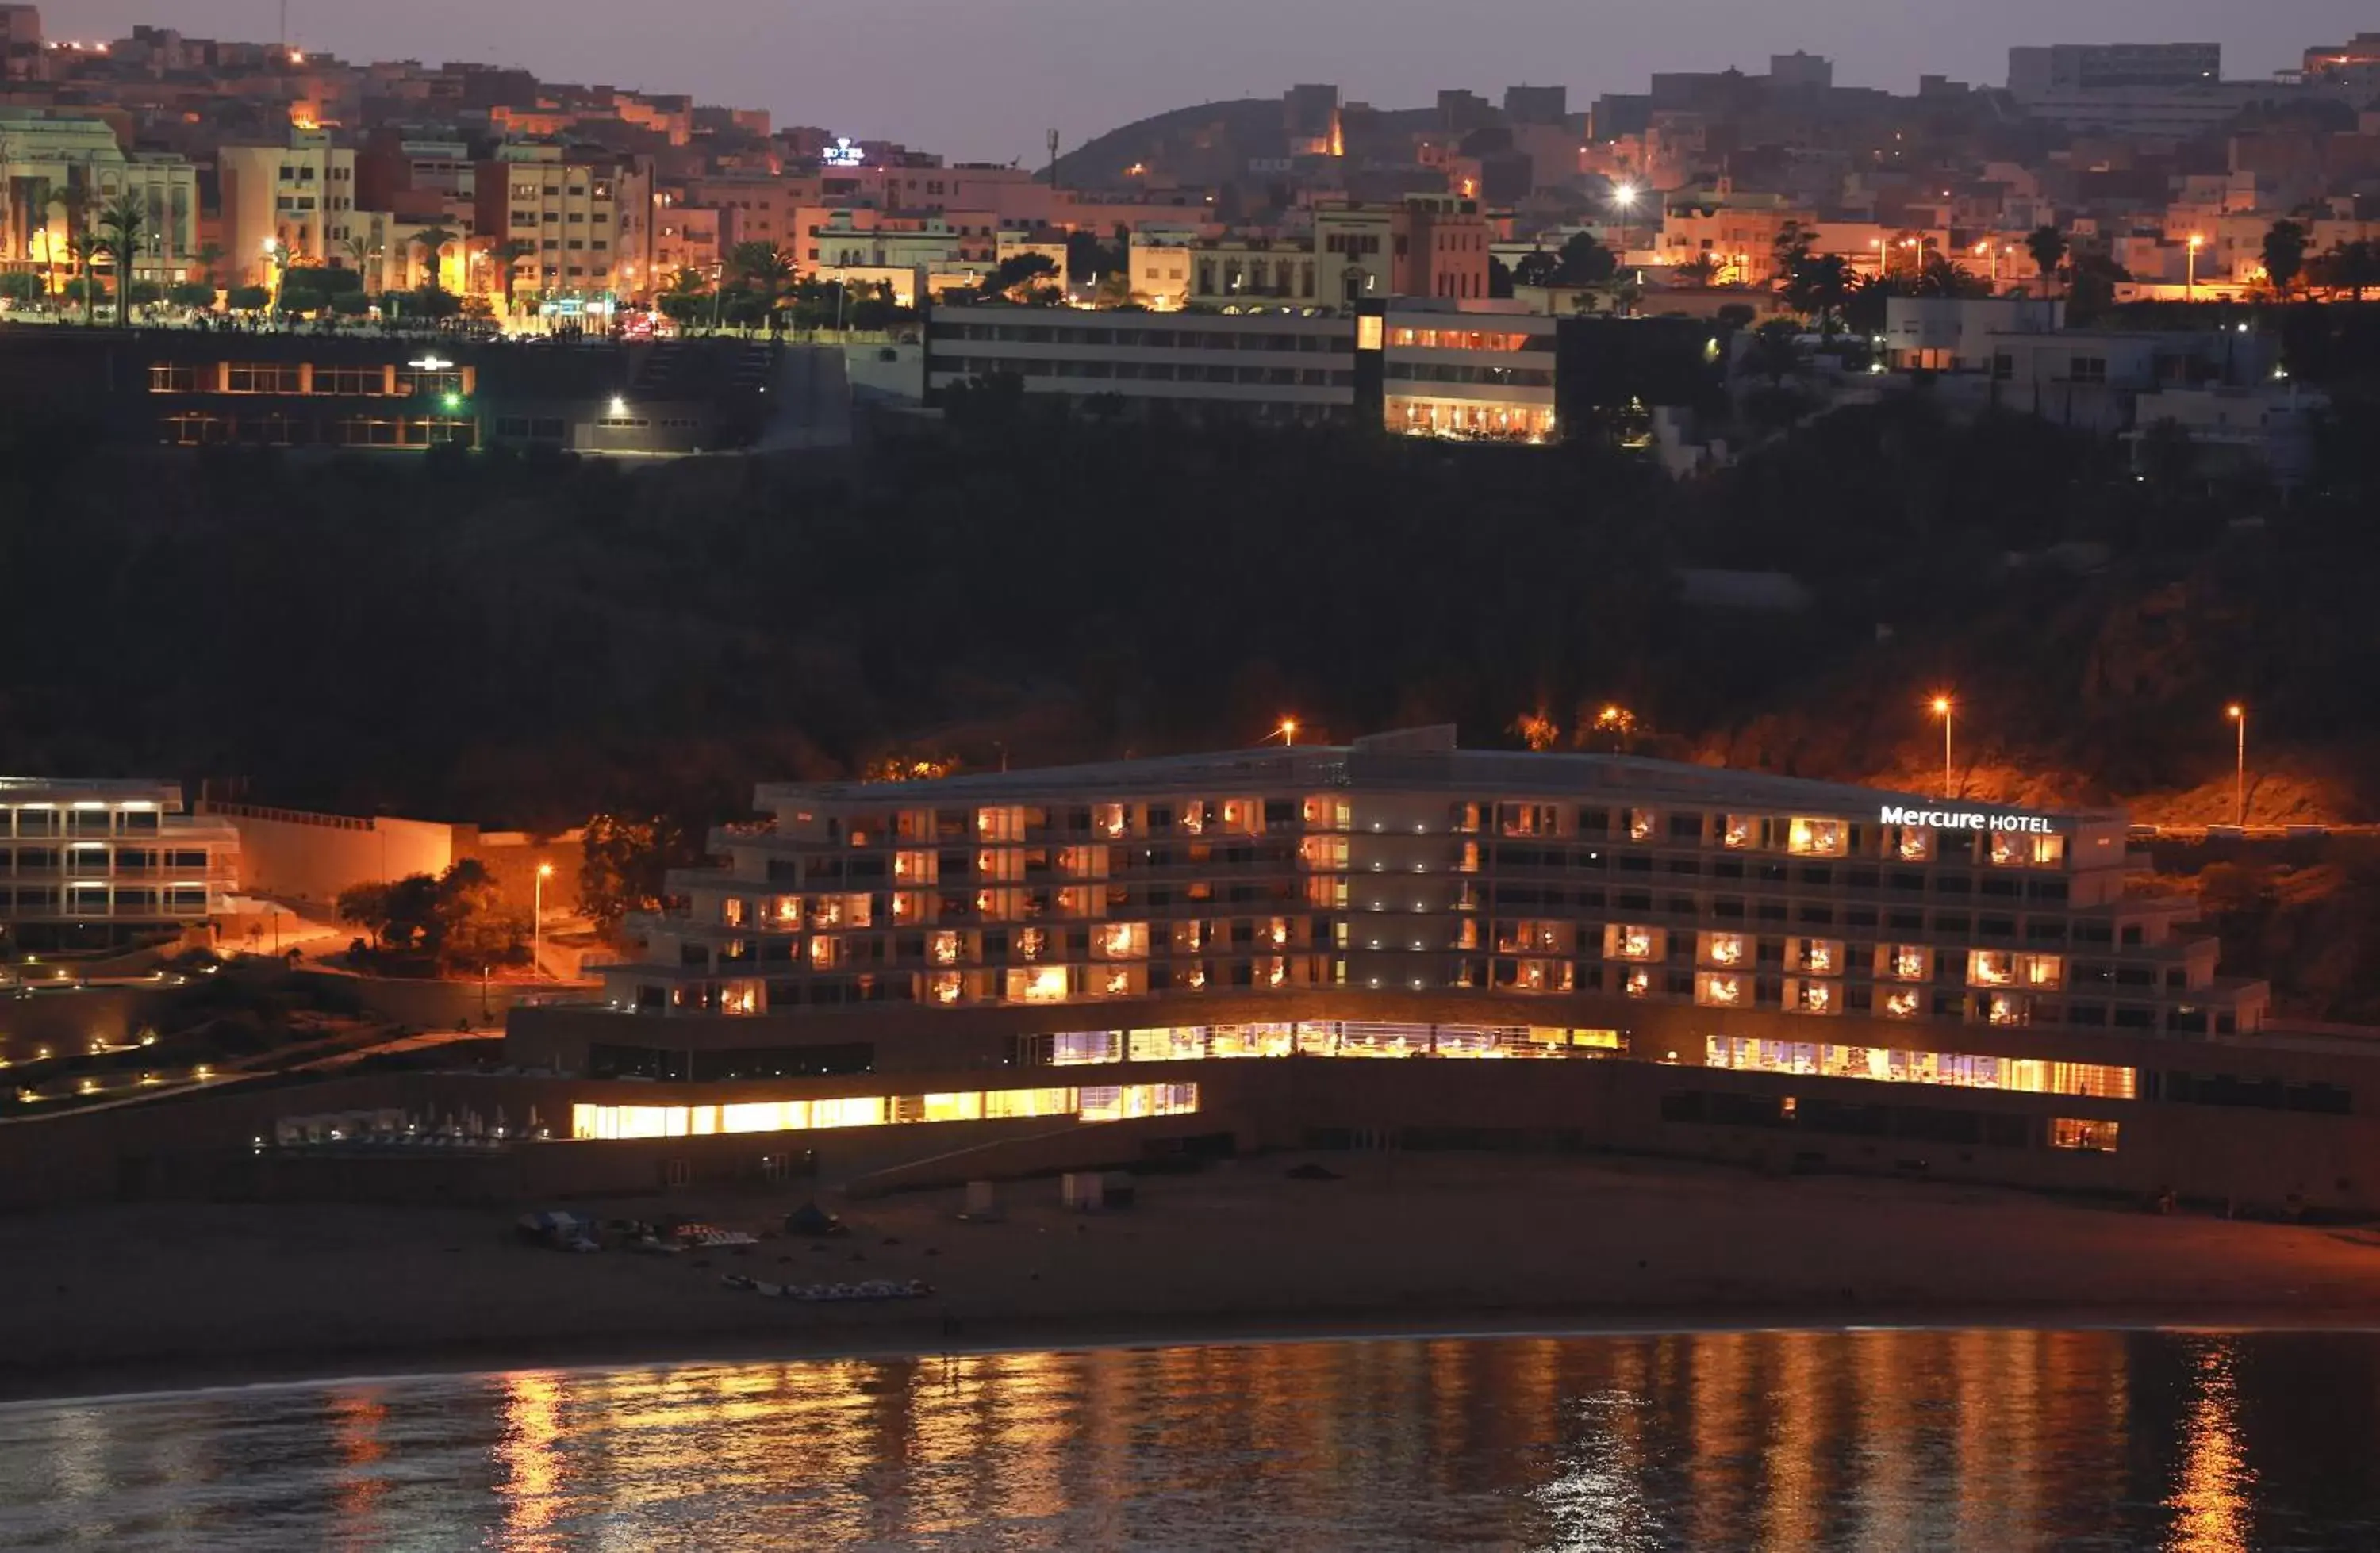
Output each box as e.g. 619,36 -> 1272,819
1266,917 -> 1290,948
1991,832 -> 2067,868
1098,921 -> 1148,958
927,971 -> 963,1003
2022,953 -> 2066,989
1177,800 -> 1207,835
1052,1030 -> 1120,1065
931,930 -> 963,964
1699,931 -> 1747,968
722,896 -> 747,927
774,895 -> 802,925
720,981 -> 761,1015
1606,924 -> 1664,961
2051,1118 -> 2120,1153
1706,1038 -> 2135,1099
1623,968 -> 1652,998
1129,1026 -> 1207,1061
809,936 -> 839,969
1783,978 -> 1837,1015
1787,818 -> 1845,857
1791,938 -> 1841,975
1894,826 -> 1934,861
1721,815 -> 1755,849
1881,944 -> 1931,981
892,849 -> 935,881
1017,927 -> 1047,961
1008,965 -> 1071,1003
1968,949 -> 2016,986
1627,809 -> 1656,842
1695,972 -> 1745,1007
1883,989 -> 1921,1018
1172,921 -> 1203,953
1987,994 -> 2029,1026
1302,797 -> 1353,830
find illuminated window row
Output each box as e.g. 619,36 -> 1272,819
569,1081 -> 1199,1141
1704,1037 -> 2135,1099
1043,1021 -> 1624,1064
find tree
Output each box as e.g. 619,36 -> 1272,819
485,238 -> 535,312
982,251 -> 1059,301
1779,251 -> 1852,335
1487,253 -> 1513,298
44,174 -> 90,313
0,270 -> 37,303
2263,220 -> 2308,297
63,226 -> 97,324
2024,227 -> 2067,299
1913,253 -> 1987,299
1554,230 -> 1617,286
337,232 -> 379,290
728,240 -> 797,328
167,279 -> 217,309
193,240 -> 223,288
1511,250 -> 1561,288
226,283 -> 271,312
94,192 -> 147,326
656,266 -> 712,328
1672,252 -> 1721,286
579,813 -> 683,937
409,223 -> 459,291
2319,239 -> 2380,301
2063,251 -> 2132,324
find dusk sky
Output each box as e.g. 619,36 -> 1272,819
44,1 -> 2373,163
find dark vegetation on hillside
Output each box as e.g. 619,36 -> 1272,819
5,308 -> 2380,1012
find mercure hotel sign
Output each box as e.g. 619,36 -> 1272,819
1879,805 -> 2057,834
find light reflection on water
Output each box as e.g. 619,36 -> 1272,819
0,1329 -> 2370,1551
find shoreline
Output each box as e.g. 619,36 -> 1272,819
17,1299 -> 2380,1409
11,1152 -> 2380,1405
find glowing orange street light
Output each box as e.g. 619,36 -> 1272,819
2226,704 -> 2247,826
1929,696 -> 1956,797
2187,233 -> 2205,301
1271,719 -> 1299,747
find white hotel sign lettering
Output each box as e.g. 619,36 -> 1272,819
1879,805 -> 2056,834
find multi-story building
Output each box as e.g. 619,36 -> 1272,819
0,109 -> 200,287
585,727 -> 2264,1043
484,727 -> 2380,1206
1,4 -> 40,82
474,142 -> 626,305
1381,305 -> 1559,440
218,129 -> 359,285
2007,42 -> 2221,98
925,301 -> 1358,424
0,779 -> 239,957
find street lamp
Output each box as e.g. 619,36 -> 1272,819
2187,234 -> 2205,302
533,862 -> 555,980
1271,718 -> 1298,747
1975,240 -> 1998,289
2226,704 -> 2247,826
1929,695 -> 1956,798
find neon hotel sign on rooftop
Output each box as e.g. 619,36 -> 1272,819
1880,805 -> 2058,834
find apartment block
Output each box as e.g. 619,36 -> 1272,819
474,142 -> 625,302
0,779 -> 239,957
218,129 -> 359,284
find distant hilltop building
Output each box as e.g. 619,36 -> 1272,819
2006,41 -> 2221,97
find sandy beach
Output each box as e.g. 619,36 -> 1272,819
9,1153 -> 2380,1401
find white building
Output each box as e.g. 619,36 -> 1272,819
2127,385 -> 2328,488
0,779 -> 239,957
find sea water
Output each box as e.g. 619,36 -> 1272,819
0,1329 -> 2371,1550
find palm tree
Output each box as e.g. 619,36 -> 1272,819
485,238 -> 535,313
2023,226 -> 2067,300
409,224 -> 459,293
193,240 -> 223,291
338,231 -> 379,291
728,240 -> 796,329
44,174 -> 90,315
94,192 -> 147,326
1673,252 -> 1721,286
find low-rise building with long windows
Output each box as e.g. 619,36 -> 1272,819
0,778 -> 238,957
486,727 -> 2380,1210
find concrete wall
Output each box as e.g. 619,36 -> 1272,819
209,805 -> 457,907
0,987 -> 168,1065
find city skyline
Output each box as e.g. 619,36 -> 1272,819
40,0 -> 2375,164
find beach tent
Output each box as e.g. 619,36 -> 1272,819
783,1202 -> 846,1237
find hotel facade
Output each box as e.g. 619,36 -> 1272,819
0,778 -> 238,956
492,729 -> 2380,1210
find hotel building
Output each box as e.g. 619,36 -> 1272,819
0,779 -> 238,957
482,727 -> 2380,1211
